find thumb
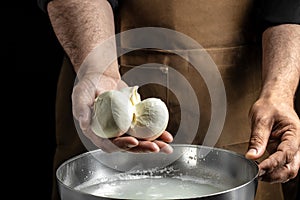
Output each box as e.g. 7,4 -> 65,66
71,86 -> 93,131
245,118 -> 272,160
77,108 -> 91,131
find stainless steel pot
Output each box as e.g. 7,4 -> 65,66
57,144 -> 258,200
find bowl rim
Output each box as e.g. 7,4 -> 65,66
56,144 -> 259,199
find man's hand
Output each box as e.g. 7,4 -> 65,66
48,0 -> 173,154
246,98 -> 300,183
245,24 -> 300,183
72,72 -> 173,154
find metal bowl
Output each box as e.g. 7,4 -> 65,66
57,144 -> 258,200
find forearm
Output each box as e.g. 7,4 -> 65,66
47,0 -> 118,75
247,24 -> 300,183
260,24 -> 300,106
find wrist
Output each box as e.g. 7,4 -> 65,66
259,82 -> 295,107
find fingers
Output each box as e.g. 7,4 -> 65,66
83,131 -> 173,154
111,131 -> 173,153
127,140 -> 173,154
127,141 -> 160,153
72,81 -> 95,130
259,130 -> 300,182
153,140 -> 173,154
259,148 -> 300,183
112,136 -> 139,150
159,131 -> 174,143
246,115 -> 273,160
72,76 -> 127,132
72,75 -> 174,154
247,111 -> 300,183
82,129 -> 121,153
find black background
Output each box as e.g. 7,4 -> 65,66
6,1 -> 63,199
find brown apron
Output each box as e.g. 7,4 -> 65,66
52,0 -> 299,199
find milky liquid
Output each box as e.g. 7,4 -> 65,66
76,176 -> 224,199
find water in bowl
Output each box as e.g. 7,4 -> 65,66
75,173 -> 224,199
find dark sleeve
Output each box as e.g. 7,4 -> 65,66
37,0 -> 119,13
258,0 -> 300,30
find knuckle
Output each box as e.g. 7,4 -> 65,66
285,150 -> 296,163
249,102 -> 263,121
277,173 -> 286,181
288,169 -> 298,179
250,101 -> 261,111
285,163 -> 298,179
256,116 -> 272,127
268,156 -> 280,170
265,171 -> 284,183
250,134 -> 266,146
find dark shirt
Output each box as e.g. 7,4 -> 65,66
37,0 -> 299,30
258,0 -> 300,29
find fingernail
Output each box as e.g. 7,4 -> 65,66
160,145 -> 173,154
258,169 -> 266,176
248,149 -> 257,155
127,144 -> 137,148
78,114 -> 86,121
78,115 -> 88,126
78,116 -> 83,123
